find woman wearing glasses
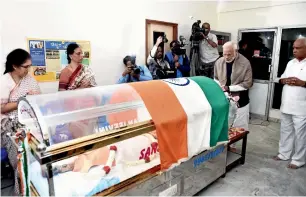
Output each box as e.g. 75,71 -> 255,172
0,48 -> 40,195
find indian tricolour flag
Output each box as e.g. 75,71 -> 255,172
128,76 -> 229,170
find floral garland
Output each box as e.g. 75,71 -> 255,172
101,134 -> 158,176
100,145 -> 117,176
123,134 -> 158,166
52,134 -> 158,180
17,132 -> 31,197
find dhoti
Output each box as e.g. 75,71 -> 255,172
230,104 -> 249,149
278,113 -> 306,167
232,104 -> 250,131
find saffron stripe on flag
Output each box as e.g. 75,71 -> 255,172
161,78 -> 212,158
129,80 -> 188,170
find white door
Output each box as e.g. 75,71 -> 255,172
238,28 -> 278,120
269,26 -> 306,120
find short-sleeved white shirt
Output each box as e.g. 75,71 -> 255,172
199,32 -> 219,63
280,58 -> 306,116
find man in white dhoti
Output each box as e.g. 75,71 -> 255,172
273,38 -> 306,169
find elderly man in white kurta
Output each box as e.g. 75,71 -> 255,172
274,38 -> 306,169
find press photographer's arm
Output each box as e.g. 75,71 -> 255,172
178,54 -> 191,74
165,54 -> 190,75
118,65 -> 132,83
138,66 -> 153,81
147,36 -> 163,64
202,33 -> 218,48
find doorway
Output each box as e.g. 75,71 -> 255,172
269,27 -> 306,120
238,28 -> 277,120
145,19 -> 178,62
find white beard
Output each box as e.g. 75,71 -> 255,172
225,57 -> 235,63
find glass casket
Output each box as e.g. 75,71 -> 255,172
14,77 -> 231,196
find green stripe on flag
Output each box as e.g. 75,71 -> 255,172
190,76 -> 229,146
21,142 -> 30,196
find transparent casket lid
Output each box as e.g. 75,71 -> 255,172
18,84 -> 152,146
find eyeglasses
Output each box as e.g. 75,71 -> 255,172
20,65 -> 32,69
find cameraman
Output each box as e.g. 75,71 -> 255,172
199,22 -> 219,78
147,36 -> 176,79
165,40 -> 191,77
118,56 -> 152,84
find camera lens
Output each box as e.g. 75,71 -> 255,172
134,68 -> 141,75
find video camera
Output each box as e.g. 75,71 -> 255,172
189,20 -> 208,48
191,20 -> 205,41
171,36 -> 188,56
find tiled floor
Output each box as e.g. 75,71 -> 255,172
198,119 -> 306,196
1,119 -> 305,196
1,177 -> 14,196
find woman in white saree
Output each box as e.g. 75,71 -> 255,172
1,49 -> 40,195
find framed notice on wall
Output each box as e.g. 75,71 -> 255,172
27,38 -> 91,82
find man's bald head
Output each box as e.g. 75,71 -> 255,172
223,41 -> 237,62
293,38 -> 306,61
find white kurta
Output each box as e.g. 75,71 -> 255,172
232,104 -> 249,131
278,58 -> 306,167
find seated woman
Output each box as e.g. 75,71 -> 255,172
0,49 -> 41,195
55,44 -> 98,140
59,43 -> 96,91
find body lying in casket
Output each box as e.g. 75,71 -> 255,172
18,77 -> 237,196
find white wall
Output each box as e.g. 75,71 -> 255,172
0,0 -> 218,93
0,21 -> 2,75
216,0 -> 306,120
217,1 -> 306,42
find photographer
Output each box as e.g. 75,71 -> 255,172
118,55 -> 152,84
199,22 -> 219,78
147,36 -> 177,79
165,40 -> 190,77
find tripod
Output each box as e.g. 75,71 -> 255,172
189,43 -> 202,77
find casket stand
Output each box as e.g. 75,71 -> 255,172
13,77 -> 229,196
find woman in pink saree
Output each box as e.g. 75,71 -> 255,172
0,49 -> 41,195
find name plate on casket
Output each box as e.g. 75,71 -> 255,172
174,144 -> 227,195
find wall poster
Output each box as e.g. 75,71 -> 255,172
27,38 -> 91,82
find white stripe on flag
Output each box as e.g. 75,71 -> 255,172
162,78 -> 212,157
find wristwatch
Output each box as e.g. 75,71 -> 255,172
304,81 -> 306,88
